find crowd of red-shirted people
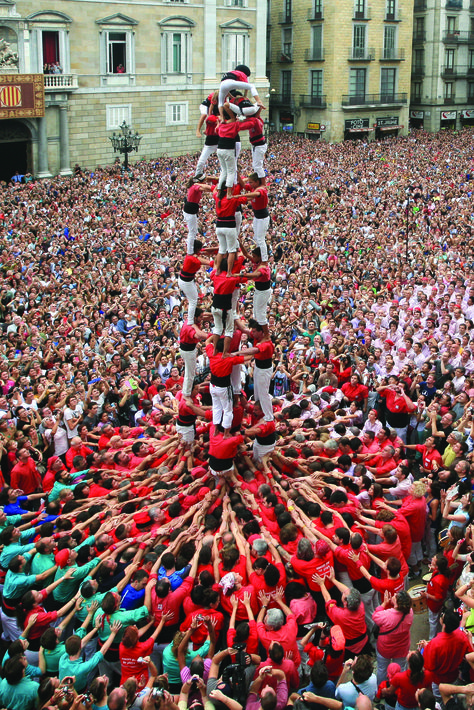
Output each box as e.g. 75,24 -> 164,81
1,90 -> 474,710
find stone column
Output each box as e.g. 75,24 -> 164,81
59,104 -> 72,175
36,116 -> 51,178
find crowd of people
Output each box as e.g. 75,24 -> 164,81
0,78 -> 474,710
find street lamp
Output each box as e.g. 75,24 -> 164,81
264,117 -> 269,139
109,121 -> 142,170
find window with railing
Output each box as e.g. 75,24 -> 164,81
412,82 -> 422,100
445,47 -> 455,70
381,67 -> 396,100
384,25 -> 396,58
349,67 -> 366,100
312,24 -> 322,59
281,69 -> 292,99
282,27 -> 292,59
386,0 -> 396,19
311,69 -> 323,98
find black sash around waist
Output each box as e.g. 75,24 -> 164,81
177,414 -> 196,427
209,455 -> 234,471
255,358 -> 272,369
253,208 -> 269,219
211,374 -> 231,387
213,293 -> 232,309
218,137 -> 236,149
180,342 -> 196,352
183,201 -> 199,215
255,281 -> 271,291
216,217 -> 237,228
179,270 -> 195,282
256,432 -> 276,445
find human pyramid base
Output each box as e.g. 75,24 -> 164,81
0,68 -> 473,710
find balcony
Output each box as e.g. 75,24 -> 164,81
380,47 -> 406,60
279,11 -> 292,23
446,0 -> 463,8
348,47 -> 375,61
411,65 -> 425,76
443,31 -> 474,42
414,1 -> 427,9
385,9 -> 402,20
43,74 -> 78,91
412,31 -> 426,42
353,6 -> 372,19
307,6 -> 324,20
300,94 -> 327,108
269,93 -> 295,107
341,92 -> 407,107
441,64 -> 474,77
305,48 -> 325,60
279,52 -> 293,62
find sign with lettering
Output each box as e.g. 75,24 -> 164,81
345,117 -> 370,131
441,111 -> 456,120
376,116 -> 399,127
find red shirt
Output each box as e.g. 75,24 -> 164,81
391,670 -> 435,708
400,495 -> 427,541
180,323 -> 200,346
257,613 -> 301,667
381,388 -> 416,414
205,344 -> 244,377
415,444 -> 443,471
180,254 -> 201,278
291,551 -> 334,591
220,584 -> 258,620
11,458 -> 42,494
244,184 -> 268,211
151,576 -> 193,625
180,609 -> 224,647
66,444 -> 93,468
254,339 -> 274,363
119,636 -> 155,688
426,572 -> 451,612
424,629 -> 472,683
341,382 -> 369,403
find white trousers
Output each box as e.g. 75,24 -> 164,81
231,364 -> 242,394
195,143 -> 217,177
180,347 -> 197,397
253,287 -> 272,325
217,226 -> 238,254
218,79 -> 258,107
178,277 -> 198,325
253,440 -> 275,463
212,306 -> 234,337
176,423 -> 195,444
210,383 -> 233,429
252,143 -> 268,178
183,211 -> 198,255
217,148 -> 237,188
254,365 -> 273,421
253,216 -> 270,261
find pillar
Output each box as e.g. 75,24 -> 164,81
37,116 -> 51,178
59,104 -> 72,176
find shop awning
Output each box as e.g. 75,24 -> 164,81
346,127 -> 375,133
378,124 -> 404,130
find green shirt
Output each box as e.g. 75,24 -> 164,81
0,676 -> 39,710
58,650 -> 104,692
162,639 -> 210,684
48,469 -> 86,502
53,553 -> 98,603
76,586 -> 117,624
0,514 -> 22,535
93,605 -> 149,643
42,642 -> 66,674
31,552 -> 55,576
3,551 -> 36,600
0,531 -> 35,569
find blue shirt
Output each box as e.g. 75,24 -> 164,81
120,583 -> 145,611
158,564 -> 190,591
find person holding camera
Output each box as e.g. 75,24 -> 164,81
246,667 -> 288,710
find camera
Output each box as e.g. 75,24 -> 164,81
151,688 -> 165,701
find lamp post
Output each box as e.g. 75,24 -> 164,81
264,117 -> 269,139
109,121 -> 142,170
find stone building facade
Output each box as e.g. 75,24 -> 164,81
0,0 -> 268,177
